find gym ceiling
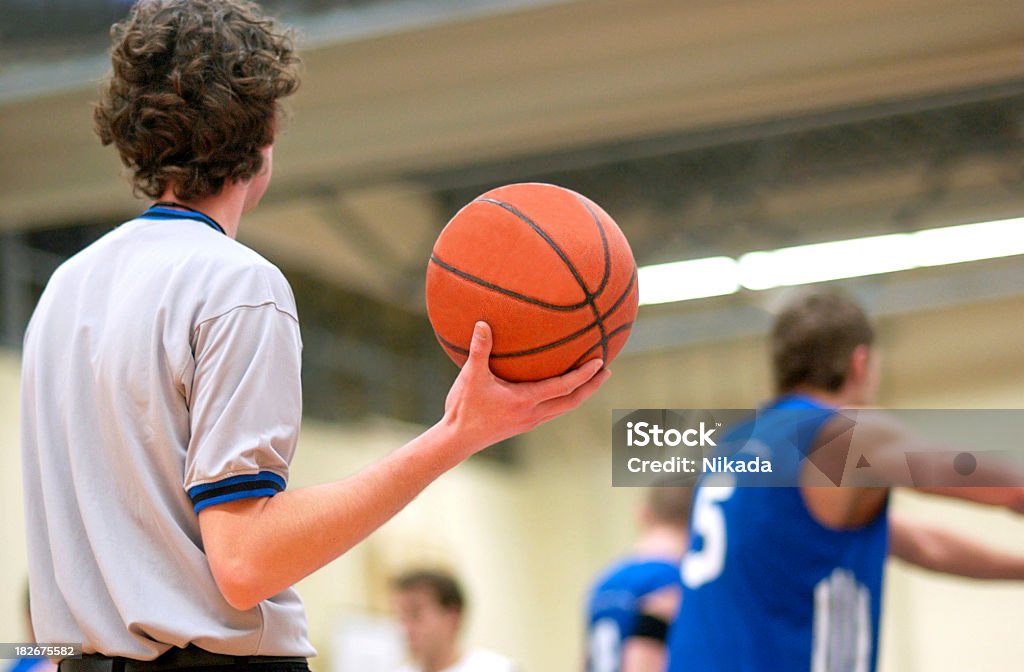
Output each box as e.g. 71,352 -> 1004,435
1,0 -> 1022,422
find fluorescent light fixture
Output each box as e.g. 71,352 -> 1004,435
638,256 -> 739,305
737,233 -> 916,290
637,216 -> 1024,305
914,218 -> 1024,267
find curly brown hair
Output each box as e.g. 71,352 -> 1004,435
94,0 -> 301,201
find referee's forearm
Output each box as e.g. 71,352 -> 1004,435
198,420 -> 468,610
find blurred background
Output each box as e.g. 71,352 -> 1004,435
2,0 -> 1024,669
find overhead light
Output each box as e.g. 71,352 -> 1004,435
637,256 -> 739,305
737,233 -> 916,290
913,218 -> 1024,267
637,217 -> 1024,305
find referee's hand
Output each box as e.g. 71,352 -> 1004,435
442,321 -> 610,457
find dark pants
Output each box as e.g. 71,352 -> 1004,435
59,646 -> 309,672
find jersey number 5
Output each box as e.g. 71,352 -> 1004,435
682,481 -> 735,589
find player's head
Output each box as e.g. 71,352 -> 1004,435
771,288 -> 878,404
94,0 -> 300,206
641,485 -> 693,531
391,569 -> 466,664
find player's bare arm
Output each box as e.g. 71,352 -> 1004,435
801,409 -> 1024,530
619,586 -> 679,672
199,322 -> 609,610
889,512 -> 1024,580
620,638 -> 667,672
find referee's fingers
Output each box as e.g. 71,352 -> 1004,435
536,367 -> 611,419
527,358 -> 605,402
464,321 -> 494,376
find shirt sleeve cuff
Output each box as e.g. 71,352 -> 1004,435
187,471 -> 286,514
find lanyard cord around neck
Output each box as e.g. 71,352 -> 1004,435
140,201 -> 226,235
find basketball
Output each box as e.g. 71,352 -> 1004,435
425,182 -> 639,382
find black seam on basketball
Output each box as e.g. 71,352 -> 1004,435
569,322 -> 634,370
477,196 -> 614,360
602,267 -> 637,321
438,309 -> 600,359
581,264 -> 634,364
588,300 -> 608,361
574,195 -> 612,298
429,254 -> 590,311
435,268 -> 637,359
576,260 -> 636,363
476,198 -> 598,298
436,333 -> 470,356
565,269 -> 637,370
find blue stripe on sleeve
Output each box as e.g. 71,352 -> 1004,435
188,471 -> 286,497
192,487 -> 283,514
188,471 -> 286,514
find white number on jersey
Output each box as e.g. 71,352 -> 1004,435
681,479 -> 735,589
587,617 -> 622,672
811,567 -> 871,672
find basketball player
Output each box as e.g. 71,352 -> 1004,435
19,1 -> 608,669
584,486 -> 690,672
667,289 -> 1024,672
391,570 -> 518,672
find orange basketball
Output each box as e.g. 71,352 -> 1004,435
425,182 -> 639,382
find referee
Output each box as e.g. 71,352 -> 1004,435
19,2 -> 608,670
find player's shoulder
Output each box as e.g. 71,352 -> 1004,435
589,556 -> 636,595
594,555 -> 678,590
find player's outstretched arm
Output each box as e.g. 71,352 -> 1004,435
889,512 -> 1024,579
912,486 -> 1024,512
802,411 -> 1024,529
199,322 -> 609,610
814,410 -> 1024,511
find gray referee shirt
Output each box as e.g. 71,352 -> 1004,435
20,214 -> 315,659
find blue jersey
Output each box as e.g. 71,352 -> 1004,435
668,394 -> 889,672
585,557 -> 681,672
7,659 -> 53,672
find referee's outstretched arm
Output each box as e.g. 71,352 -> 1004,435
199,322 -> 608,610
